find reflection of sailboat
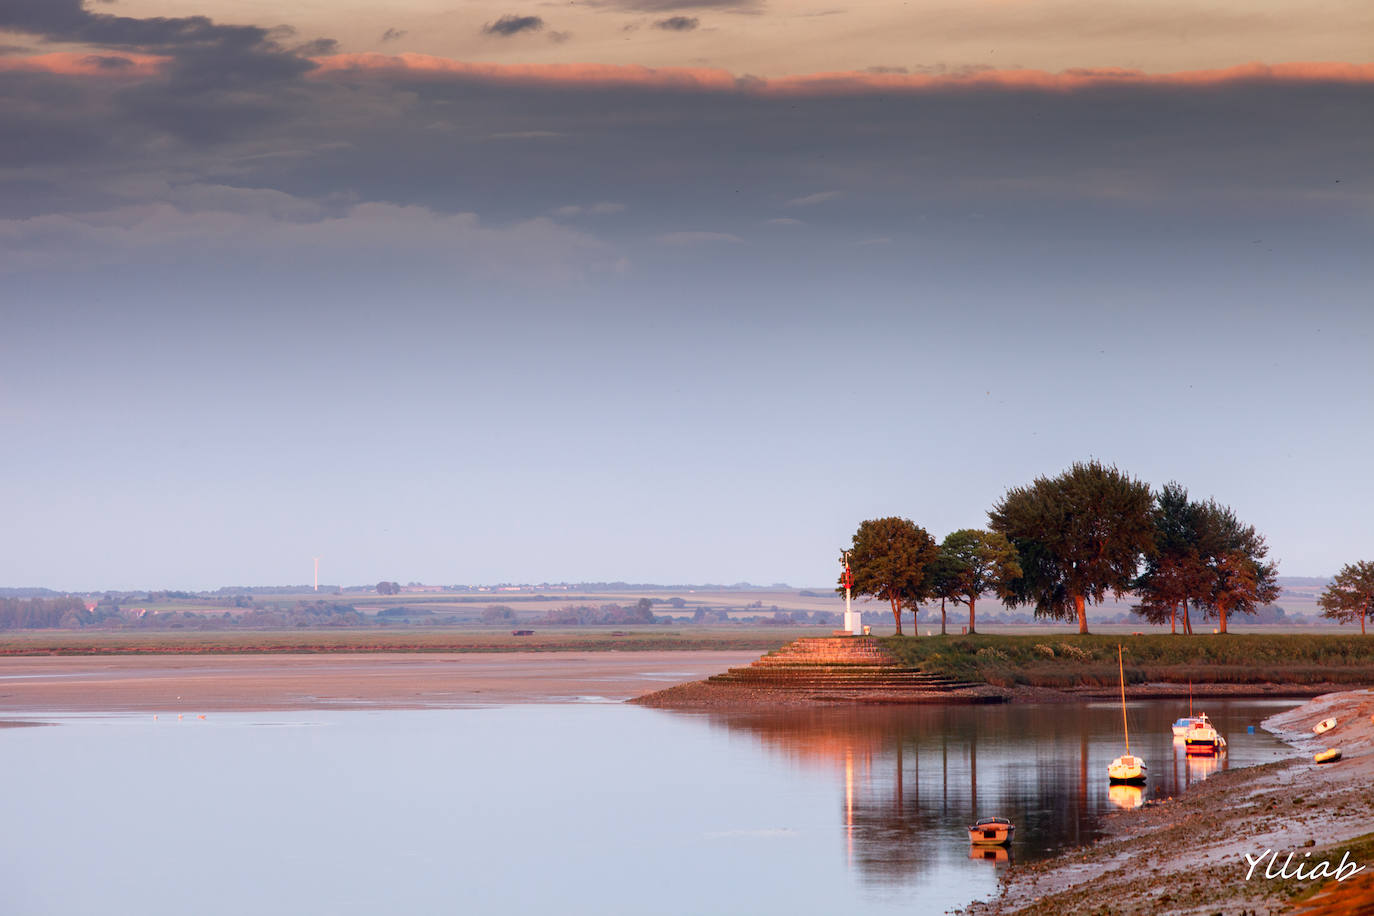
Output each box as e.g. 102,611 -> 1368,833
1183,712 -> 1226,755
1108,645 -> 1147,785
1185,751 -> 1222,780
1107,784 -> 1144,809
968,845 -> 1011,864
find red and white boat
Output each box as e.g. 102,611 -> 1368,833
1183,713 -> 1226,755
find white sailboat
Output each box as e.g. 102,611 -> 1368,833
1108,645 -> 1147,785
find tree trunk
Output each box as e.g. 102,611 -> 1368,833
940,597 -> 946,636
1170,601 -> 1177,635
1363,598 -> 1367,635
1073,593 -> 1088,634
890,596 -> 902,636
1183,596 -> 1192,635
968,595 -> 977,635
1218,600 -> 1228,635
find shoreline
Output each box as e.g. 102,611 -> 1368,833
630,678 -> 1350,710
961,688 -> 1374,915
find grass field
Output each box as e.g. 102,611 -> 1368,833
881,633 -> 1374,688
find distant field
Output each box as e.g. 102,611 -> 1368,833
0,627 -> 818,656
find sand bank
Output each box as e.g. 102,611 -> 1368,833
963,689 -> 1374,916
0,651 -> 760,712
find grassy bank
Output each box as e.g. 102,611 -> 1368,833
0,627 -> 807,656
880,633 -> 1374,688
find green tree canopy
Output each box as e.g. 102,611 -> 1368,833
1132,482 -> 1212,635
1318,561 -> 1374,635
841,517 -> 938,636
939,529 -> 1022,635
1190,500 -> 1279,634
988,461 -> 1154,634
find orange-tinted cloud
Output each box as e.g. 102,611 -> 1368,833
310,53 -> 741,91
312,53 -> 1374,95
0,52 -> 167,78
7,49 -> 1373,95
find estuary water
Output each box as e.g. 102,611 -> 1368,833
0,699 -> 1298,915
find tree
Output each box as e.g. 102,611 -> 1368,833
926,549 -> 963,636
481,604 -> 516,624
1133,482 -> 1210,635
376,581 -> 401,595
1318,561 -> 1374,635
938,529 -> 1022,635
1191,500 -> 1279,634
988,461 -> 1154,634
841,517 -> 938,636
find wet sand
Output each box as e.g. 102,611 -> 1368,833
963,688 -> 1374,916
0,652 -> 761,712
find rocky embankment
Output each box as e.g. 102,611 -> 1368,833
962,689 -> 1374,916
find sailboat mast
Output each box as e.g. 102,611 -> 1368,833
1119,645 -> 1130,755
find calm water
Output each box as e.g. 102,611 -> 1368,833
0,699 -> 1298,915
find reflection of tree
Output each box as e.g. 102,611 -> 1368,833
680,700 -> 1272,890
702,705 -> 1116,887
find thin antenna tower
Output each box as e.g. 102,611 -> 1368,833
313,557 -> 320,592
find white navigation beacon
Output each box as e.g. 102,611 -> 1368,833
841,551 -> 862,636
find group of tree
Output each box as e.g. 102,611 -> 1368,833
842,460 -> 1288,636
375,581 -> 402,595
537,599 -> 659,626
843,517 -> 1020,636
480,604 -> 518,624
1130,482 -> 1279,634
0,596 -> 91,630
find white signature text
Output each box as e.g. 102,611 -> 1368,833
1243,848 -> 1366,883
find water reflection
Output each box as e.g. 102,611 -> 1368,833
700,699 -> 1299,890
1107,783 -> 1143,810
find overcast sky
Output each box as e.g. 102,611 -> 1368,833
1,0 -> 1370,591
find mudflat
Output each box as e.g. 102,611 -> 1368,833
964,688 -> 1374,915
0,651 -> 761,712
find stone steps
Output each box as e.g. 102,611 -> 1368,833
711,636 -> 982,692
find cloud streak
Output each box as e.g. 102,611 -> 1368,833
654,17 -> 700,31
482,15 -> 545,37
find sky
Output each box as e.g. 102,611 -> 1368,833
1,0 -> 1371,591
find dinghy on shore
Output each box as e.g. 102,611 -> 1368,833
1313,717 -> 1337,735
1315,748 -> 1342,764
